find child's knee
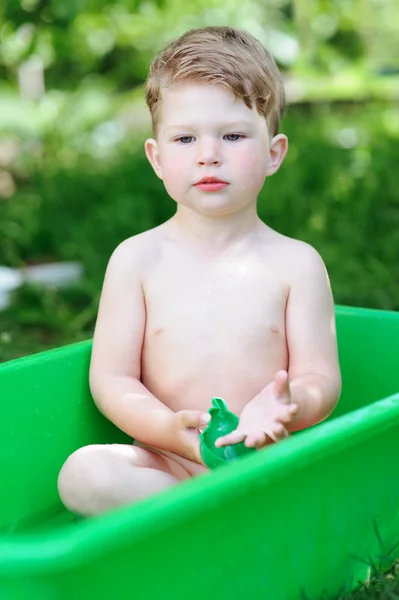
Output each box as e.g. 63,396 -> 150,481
57,445 -> 112,513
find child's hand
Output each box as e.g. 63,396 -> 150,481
215,370 -> 298,449
171,410 -> 211,464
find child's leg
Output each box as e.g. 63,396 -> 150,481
57,444 -> 191,517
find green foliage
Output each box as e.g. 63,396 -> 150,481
4,0 -> 398,95
1,0 -> 296,94
292,0 -> 399,75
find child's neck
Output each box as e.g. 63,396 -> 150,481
169,204 -> 263,250
169,206 -> 265,250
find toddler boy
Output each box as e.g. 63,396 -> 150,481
58,26 -> 341,516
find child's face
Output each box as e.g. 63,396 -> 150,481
145,83 -> 287,217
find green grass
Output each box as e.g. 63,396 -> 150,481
0,282 -> 95,362
338,562 -> 399,599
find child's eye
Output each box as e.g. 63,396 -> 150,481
176,136 -> 195,144
224,134 -> 244,142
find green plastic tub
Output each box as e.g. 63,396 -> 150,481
1,305 -> 399,600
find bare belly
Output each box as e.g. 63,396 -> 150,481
141,323 -> 288,415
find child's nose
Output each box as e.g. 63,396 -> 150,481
196,139 -> 221,166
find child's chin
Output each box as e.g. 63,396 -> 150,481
194,198 -> 241,216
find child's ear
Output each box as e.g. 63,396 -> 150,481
144,138 -> 163,180
266,134 -> 288,176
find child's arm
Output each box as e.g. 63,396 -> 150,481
89,239 -> 208,463
216,244 -> 341,448
284,244 -> 342,430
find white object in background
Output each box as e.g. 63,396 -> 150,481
18,54 -> 45,101
19,261 -> 84,288
0,262 -> 84,311
0,267 -> 23,311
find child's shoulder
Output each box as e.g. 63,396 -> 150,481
106,225 -> 164,274
267,229 -> 327,274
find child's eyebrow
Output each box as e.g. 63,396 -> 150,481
167,121 -> 253,132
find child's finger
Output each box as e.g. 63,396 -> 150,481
260,422 -> 289,444
246,423 -> 288,447
179,410 -> 210,429
274,370 -> 289,399
244,430 -> 267,448
214,430 -> 246,448
271,422 -> 289,440
278,403 -> 298,424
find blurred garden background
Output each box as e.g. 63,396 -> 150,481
1,0 -> 399,363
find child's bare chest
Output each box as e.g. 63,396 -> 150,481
145,261 -> 286,341
140,251 -> 288,410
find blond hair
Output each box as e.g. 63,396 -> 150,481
145,26 -> 285,137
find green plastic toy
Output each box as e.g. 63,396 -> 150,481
199,397 -> 257,469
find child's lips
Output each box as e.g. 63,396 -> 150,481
194,178 -> 229,192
